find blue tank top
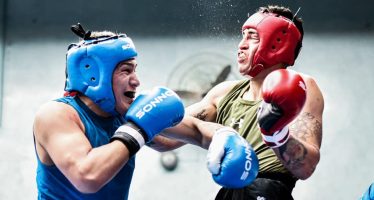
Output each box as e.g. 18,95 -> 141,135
35,96 -> 136,200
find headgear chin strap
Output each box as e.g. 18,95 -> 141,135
242,12 -> 302,78
65,25 -> 137,116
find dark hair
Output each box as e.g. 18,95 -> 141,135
258,5 -> 303,60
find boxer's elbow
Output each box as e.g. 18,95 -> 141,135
295,149 -> 320,180
70,166 -> 107,194
296,166 -> 316,180
74,180 -> 102,194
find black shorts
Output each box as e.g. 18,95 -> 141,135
215,174 -> 296,200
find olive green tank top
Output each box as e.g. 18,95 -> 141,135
216,80 -> 290,174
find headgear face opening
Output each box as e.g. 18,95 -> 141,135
65,34 -> 138,115
242,12 -> 302,78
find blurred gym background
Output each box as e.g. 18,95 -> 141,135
0,0 -> 374,199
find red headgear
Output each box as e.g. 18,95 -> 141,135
242,12 -> 302,77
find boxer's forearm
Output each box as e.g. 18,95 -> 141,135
273,112 -> 322,180
163,115 -> 222,149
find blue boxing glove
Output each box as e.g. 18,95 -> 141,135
207,127 -> 259,188
361,182 -> 374,200
110,86 -> 184,157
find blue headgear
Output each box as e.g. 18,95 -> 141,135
65,30 -> 137,115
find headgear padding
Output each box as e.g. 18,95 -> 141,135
65,35 -> 137,115
242,12 -> 301,77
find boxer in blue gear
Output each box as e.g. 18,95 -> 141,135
33,23 -> 184,200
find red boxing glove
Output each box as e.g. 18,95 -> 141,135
257,69 -> 307,148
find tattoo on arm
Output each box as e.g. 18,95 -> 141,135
278,138 -> 307,169
194,109 -> 208,121
278,112 -> 322,169
289,112 -> 322,146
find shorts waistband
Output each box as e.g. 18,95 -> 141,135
257,172 -> 297,192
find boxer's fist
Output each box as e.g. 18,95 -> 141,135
207,127 -> 259,188
125,86 -> 184,141
111,87 -> 184,156
257,69 -> 306,148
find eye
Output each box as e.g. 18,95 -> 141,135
250,32 -> 259,40
120,67 -> 132,74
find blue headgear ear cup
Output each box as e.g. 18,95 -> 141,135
65,25 -> 137,115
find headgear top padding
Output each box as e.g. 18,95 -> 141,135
65,35 -> 137,115
242,12 -> 301,78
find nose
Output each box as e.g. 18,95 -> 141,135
238,37 -> 249,50
130,73 -> 140,88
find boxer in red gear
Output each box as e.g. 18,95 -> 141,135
148,5 -> 324,200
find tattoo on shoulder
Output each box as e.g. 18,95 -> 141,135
194,109 -> 208,121
289,112 -> 322,143
279,138 -> 307,168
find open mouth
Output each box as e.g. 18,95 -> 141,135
123,91 -> 136,98
238,52 -> 246,61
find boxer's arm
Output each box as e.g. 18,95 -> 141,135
273,75 -> 324,180
34,101 -> 131,193
149,114 -> 224,150
187,80 -> 241,121
147,135 -> 186,152
148,81 -> 240,151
